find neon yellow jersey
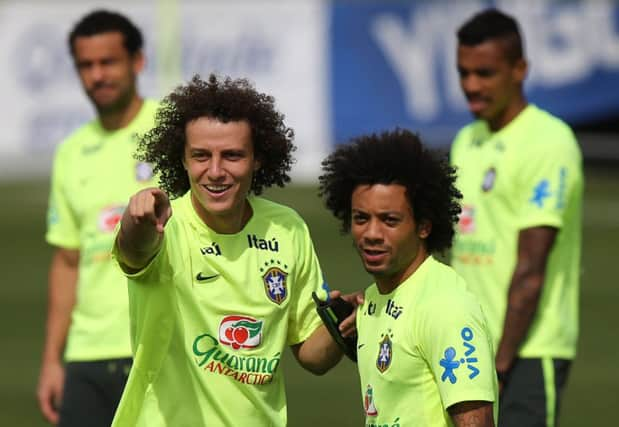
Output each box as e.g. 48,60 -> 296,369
111,192 -> 327,427
45,100 -> 158,361
356,257 -> 498,427
451,104 -> 583,358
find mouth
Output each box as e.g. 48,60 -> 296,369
201,183 -> 233,195
90,85 -> 117,101
360,247 -> 388,264
466,96 -> 489,114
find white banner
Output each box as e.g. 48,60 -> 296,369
0,0 -> 329,182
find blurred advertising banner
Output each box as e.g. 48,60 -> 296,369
330,0 -> 619,146
0,0 -> 618,180
0,0 -> 329,181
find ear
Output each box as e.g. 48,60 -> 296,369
513,58 -> 528,85
417,220 -> 432,239
253,157 -> 261,172
132,50 -> 146,74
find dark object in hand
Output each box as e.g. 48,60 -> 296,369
312,292 -> 357,362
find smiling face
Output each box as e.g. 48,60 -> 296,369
351,184 -> 430,293
457,39 -> 527,131
183,118 -> 260,234
72,31 -> 143,114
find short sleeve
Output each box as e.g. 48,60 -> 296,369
419,289 -> 497,409
286,221 -> 325,345
112,220 -> 174,285
516,131 -> 582,230
46,144 -> 80,248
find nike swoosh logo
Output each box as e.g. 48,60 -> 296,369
196,272 -> 219,282
357,344 -> 365,349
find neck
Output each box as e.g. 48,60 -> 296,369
98,96 -> 143,131
375,251 -> 430,295
488,96 -> 527,132
191,195 -> 253,235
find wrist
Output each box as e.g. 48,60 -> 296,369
496,369 -> 511,384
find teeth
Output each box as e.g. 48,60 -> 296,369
204,184 -> 229,192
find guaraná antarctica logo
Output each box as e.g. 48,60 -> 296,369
364,384 -> 378,416
218,315 -> 263,350
98,205 -> 125,233
458,205 -> 476,234
193,326 -> 280,386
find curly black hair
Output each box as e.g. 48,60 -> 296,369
137,74 -> 296,198
319,129 -> 462,254
69,10 -> 143,57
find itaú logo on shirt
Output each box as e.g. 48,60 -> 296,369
219,315 -> 263,350
458,205 -> 475,234
98,205 -> 125,232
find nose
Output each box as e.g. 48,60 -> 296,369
461,74 -> 481,95
362,218 -> 383,243
88,64 -> 105,84
207,156 -> 225,181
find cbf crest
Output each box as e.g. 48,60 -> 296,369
260,260 -> 288,305
376,331 -> 393,373
135,161 -> 154,182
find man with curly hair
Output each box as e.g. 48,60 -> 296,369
37,10 -> 157,426
319,129 -> 498,426
112,74 -> 346,426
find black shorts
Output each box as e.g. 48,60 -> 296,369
58,358 -> 132,427
499,357 -> 571,427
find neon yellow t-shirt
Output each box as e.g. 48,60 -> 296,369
356,257 -> 498,427
45,100 -> 158,361
111,192 -> 327,427
450,104 -> 583,358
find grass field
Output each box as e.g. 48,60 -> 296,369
0,166 -> 617,426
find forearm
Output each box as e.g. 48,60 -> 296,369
292,325 -> 343,375
496,227 -> 556,374
495,270 -> 544,373
115,212 -> 162,271
449,401 -> 495,427
41,250 -> 78,364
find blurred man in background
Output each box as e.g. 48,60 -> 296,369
36,10 -> 158,426
450,9 -> 583,426
320,129 -> 498,427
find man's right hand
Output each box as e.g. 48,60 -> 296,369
117,188 -> 172,272
125,187 -> 172,233
37,361 -> 64,424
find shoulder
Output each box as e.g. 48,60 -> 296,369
142,99 -> 160,118
451,120 -> 484,158
522,106 -> 580,155
417,260 -> 481,317
53,119 -> 100,158
251,197 -> 308,230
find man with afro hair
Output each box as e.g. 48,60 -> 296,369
112,74 -> 348,426
320,129 -> 498,426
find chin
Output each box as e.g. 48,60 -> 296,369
363,264 -> 385,276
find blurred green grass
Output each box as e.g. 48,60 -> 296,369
1,166 -> 617,426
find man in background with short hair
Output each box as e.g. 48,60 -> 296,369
36,10 -> 158,426
451,8 -> 583,426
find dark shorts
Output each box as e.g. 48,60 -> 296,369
58,358 -> 132,427
499,357 -> 571,427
